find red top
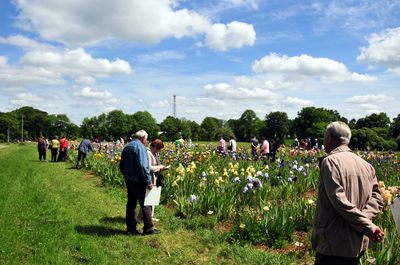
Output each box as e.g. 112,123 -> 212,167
60,138 -> 69,148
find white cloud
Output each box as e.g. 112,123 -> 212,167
103,106 -> 118,113
13,0 -> 256,51
313,1 -> 400,33
150,100 -> 170,108
205,22 -> 256,51
21,48 -> 132,77
282,97 -> 313,107
360,104 -> 381,114
178,96 -> 226,108
359,103 -> 378,110
344,94 -> 393,104
222,0 -> 259,10
136,50 -> 185,63
0,36 -> 132,90
253,53 -> 377,82
0,56 -> 65,88
0,34 -> 53,51
9,92 -> 45,106
75,76 -> 96,85
203,82 -> 280,100
358,27 -> 400,74
73,87 -> 112,100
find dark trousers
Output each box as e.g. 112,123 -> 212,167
38,150 -> 46,161
57,148 -> 68,161
51,148 -> 58,162
315,252 -> 364,265
75,151 -> 86,168
57,149 -> 64,161
125,179 -> 153,233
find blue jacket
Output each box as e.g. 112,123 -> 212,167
78,139 -> 94,154
119,139 -> 151,185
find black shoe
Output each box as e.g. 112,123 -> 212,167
143,229 -> 161,235
127,230 -> 140,236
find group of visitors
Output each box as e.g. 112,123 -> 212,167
174,136 -> 193,149
35,122 -> 386,264
250,136 -> 280,161
37,136 -> 69,162
217,136 -> 237,159
294,137 -> 319,150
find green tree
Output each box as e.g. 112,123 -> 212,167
180,119 -> 192,139
129,111 -> 160,140
0,112 -> 19,142
293,107 -> 345,139
160,116 -> 181,141
235,110 -> 262,141
189,121 -> 201,141
80,114 -> 108,140
264,111 -> 290,140
47,114 -> 76,138
390,114 -> 400,138
80,117 -> 97,140
13,106 -> 50,139
66,123 -> 80,140
350,127 -> 397,150
106,110 -> 129,140
356,112 -> 390,129
200,117 -> 220,140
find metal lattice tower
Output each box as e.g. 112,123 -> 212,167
173,95 -> 176,118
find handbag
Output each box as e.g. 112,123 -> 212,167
156,173 -> 165,187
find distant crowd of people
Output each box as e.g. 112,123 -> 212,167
293,137 -> 320,150
37,135 -> 69,162
215,135 -> 281,162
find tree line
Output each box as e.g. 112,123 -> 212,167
1,106 -> 400,150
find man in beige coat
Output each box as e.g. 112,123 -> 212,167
312,121 -> 384,265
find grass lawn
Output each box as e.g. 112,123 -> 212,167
0,144 -> 308,264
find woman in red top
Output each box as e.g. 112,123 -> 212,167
58,136 -> 69,161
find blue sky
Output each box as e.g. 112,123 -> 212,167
1,0 -> 400,124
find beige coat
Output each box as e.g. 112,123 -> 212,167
147,149 -> 162,185
312,145 -> 383,258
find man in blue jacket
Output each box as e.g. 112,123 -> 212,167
119,130 -> 159,235
75,139 -> 94,169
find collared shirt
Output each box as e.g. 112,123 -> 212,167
119,139 -> 152,185
312,145 -> 383,258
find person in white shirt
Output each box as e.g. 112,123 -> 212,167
228,136 -> 237,159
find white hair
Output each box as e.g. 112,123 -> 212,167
325,121 -> 351,144
134,130 -> 148,139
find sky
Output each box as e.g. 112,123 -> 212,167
0,0 -> 400,125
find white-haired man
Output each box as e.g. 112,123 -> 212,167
119,130 -> 160,235
312,121 -> 384,265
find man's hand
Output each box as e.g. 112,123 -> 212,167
370,227 -> 384,242
147,184 -> 154,190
